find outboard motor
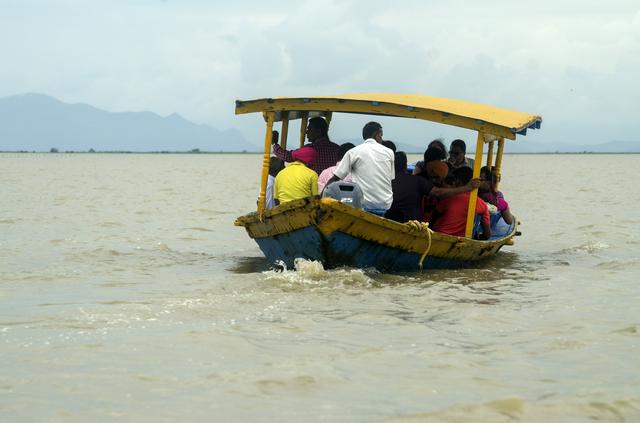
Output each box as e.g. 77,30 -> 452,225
322,181 -> 363,209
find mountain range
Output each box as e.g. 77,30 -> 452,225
0,93 -> 257,152
1,93 -> 638,153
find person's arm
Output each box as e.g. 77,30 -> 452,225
479,220 -> 491,240
412,161 -> 424,176
477,201 -> 491,240
430,178 -> 480,199
323,174 -> 341,193
323,151 -> 352,192
272,143 -> 295,163
501,207 -> 514,225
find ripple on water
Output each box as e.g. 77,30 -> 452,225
381,396 -> 640,422
555,240 -> 610,256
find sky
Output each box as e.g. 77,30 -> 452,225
1,0 -> 639,148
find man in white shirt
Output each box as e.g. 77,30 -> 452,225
326,122 -> 394,214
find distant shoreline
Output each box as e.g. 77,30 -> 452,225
1,151 -> 638,155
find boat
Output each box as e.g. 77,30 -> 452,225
234,94 -> 542,271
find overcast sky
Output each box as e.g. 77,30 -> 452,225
1,0 -> 638,147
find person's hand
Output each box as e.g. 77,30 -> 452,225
466,178 -> 481,190
412,162 -> 424,175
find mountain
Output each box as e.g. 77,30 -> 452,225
0,93 -> 259,152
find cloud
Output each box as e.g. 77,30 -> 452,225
0,0 -> 639,146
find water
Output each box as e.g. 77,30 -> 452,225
1,153 -> 639,422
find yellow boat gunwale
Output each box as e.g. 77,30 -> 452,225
235,93 -> 542,140
235,197 -> 515,262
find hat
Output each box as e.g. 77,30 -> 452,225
292,146 -> 317,166
426,160 -> 449,178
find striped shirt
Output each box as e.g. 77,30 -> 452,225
272,136 -> 341,174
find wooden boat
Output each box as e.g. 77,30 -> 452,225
234,94 -> 542,271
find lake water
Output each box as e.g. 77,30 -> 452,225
1,153 -> 639,422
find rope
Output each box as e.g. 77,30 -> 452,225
405,220 -> 433,271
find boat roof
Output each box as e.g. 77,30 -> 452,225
235,93 -> 542,140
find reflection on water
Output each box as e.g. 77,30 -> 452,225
1,154 -> 639,422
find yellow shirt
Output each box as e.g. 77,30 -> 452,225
274,161 -> 319,203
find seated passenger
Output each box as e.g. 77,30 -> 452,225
325,122 -> 395,215
479,166 -> 514,225
448,139 -> 475,169
428,138 -> 447,160
413,145 -> 448,176
387,153 -> 480,223
266,157 -> 285,209
271,116 -> 341,174
317,142 -> 355,193
432,167 -> 491,239
274,147 -> 319,204
385,152 -> 433,223
420,160 -> 449,222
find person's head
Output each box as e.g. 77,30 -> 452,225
306,117 -> 329,142
394,151 -> 407,174
443,173 -> 457,188
271,130 -> 279,144
426,160 -> 449,185
453,166 -> 473,186
381,140 -> 396,152
269,156 -> 285,177
424,146 -> 446,163
428,138 -> 447,157
292,146 -> 318,167
339,142 -> 355,160
449,139 -> 467,165
480,166 -> 499,192
362,121 -> 383,142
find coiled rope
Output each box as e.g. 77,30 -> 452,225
404,220 -> 433,271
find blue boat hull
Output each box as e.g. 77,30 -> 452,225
255,226 -> 469,272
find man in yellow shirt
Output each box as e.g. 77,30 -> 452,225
274,146 -> 319,204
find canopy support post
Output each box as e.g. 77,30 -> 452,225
487,140 -> 494,168
299,112 -> 309,148
494,137 -> 505,191
257,112 -> 275,215
465,131 -> 484,238
325,111 -> 333,127
280,111 -> 289,150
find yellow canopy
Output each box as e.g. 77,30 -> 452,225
235,93 -> 542,140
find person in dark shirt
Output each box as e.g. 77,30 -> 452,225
386,152 -> 433,223
386,152 -> 482,223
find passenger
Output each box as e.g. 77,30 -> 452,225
420,160 -> 449,222
432,167 -> 491,239
317,142 -> 355,193
479,166 -> 514,225
428,138 -> 447,160
326,122 -> 394,215
271,116 -> 341,175
448,139 -> 475,169
265,157 -> 285,209
413,145 -> 448,176
381,140 -> 397,152
273,146 -> 319,205
385,152 -> 433,223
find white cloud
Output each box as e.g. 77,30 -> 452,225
0,0 -> 638,146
